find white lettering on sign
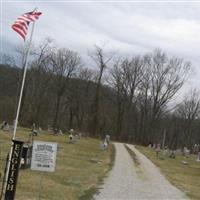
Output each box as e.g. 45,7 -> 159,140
31,141 -> 57,172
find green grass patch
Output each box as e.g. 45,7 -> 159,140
79,144 -> 115,200
0,128 -> 114,200
136,145 -> 200,200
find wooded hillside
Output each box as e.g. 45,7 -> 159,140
1,40 -> 200,149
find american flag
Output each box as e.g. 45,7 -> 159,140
12,11 -> 42,40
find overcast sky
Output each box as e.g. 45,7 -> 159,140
1,1 -> 200,98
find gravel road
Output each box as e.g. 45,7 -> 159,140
94,143 -> 187,200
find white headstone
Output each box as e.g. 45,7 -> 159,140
197,152 -> 200,162
184,147 -> 190,158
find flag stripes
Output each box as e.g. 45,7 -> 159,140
12,11 -> 42,40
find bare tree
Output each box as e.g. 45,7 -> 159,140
89,45 -> 113,136
24,38 -> 54,125
149,50 -> 190,121
1,45 -> 194,146
49,48 -> 81,130
137,50 -> 190,143
174,89 -> 200,147
66,68 -> 94,130
109,60 -> 126,139
121,57 -> 143,140
109,56 -> 143,140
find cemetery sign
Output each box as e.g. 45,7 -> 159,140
31,141 -> 57,172
5,140 -> 24,200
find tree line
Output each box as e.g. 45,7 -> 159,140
1,39 -> 200,149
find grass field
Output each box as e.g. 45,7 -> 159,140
0,128 -> 114,200
136,145 -> 200,200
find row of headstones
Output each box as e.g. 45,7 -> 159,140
1,122 -> 86,141
47,125 -> 63,135
149,143 -> 200,162
30,124 -> 63,136
1,121 -> 43,134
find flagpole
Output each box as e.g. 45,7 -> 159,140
13,6 -> 38,140
2,17 -> 36,200
13,22 -> 35,140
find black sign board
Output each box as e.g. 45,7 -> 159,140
4,140 -> 24,200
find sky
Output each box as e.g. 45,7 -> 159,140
1,1 -> 200,98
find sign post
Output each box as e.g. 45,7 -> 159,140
38,172 -> 44,200
4,140 -> 23,200
31,141 -> 57,200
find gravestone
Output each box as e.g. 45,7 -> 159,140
4,124 -> 10,131
69,133 -> 74,144
38,127 -> 42,133
175,149 -> 182,156
169,150 -> 176,159
163,148 -> 170,157
47,125 -> 53,133
32,129 -> 38,136
68,129 -> 77,144
59,129 -> 63,135
100,140 -> 108,151
183,147 -> 190,158
78,133 -> 82,139
197,152 -> 200,162
105,134 -> 110,145
155,144 -> 161,157
74,134 -> 80,143
2,121 -> 10,131
31,123 -> 38,136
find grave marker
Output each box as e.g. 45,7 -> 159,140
197,152 -> 200,162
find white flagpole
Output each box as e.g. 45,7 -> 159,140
13,22 -> 35,140
2,11 -> 37,199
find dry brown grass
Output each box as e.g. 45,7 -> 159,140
0,128 -> 114,200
